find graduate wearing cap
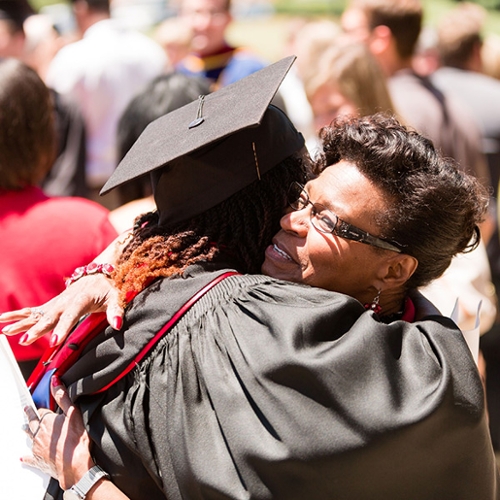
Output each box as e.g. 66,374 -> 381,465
16,58 -> 499,500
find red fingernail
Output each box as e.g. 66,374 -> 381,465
20,334 -> 29,344
51,375 -> 62,387
19,457 -> 23,462
113,316 -> 123,330
49,334 -> 58,347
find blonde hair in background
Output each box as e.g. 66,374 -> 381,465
306,38 -> 397,118
291,19 -> 341,87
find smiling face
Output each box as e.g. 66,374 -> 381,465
262,160 -> 398,305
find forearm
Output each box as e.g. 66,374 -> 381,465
91,230 -> 132,266
87,479 -> 130,500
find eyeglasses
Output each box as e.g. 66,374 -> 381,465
287,182 -> 403,253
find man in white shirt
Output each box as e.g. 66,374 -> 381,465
46,0 -> 166,208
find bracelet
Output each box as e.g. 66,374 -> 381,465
63,465 -> 110,500
65,263 -> 115,288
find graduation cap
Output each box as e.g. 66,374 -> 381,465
101,56 -> 305,226
0,0 -> 34,30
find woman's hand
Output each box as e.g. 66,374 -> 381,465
0,273 -> 124,347
23,377 -> 94,490
23,379 -> 130,499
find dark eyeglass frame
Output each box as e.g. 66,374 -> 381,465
287,182 -> 403,253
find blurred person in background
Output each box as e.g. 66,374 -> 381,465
154,17 -> 192,71
341,0 -> 490,185
283,18 -> 342,153
432,3 -> 500,200
0,0 -> 32,58
431,1 -> 500,457
0,58 -> 117,379
46,0 -> 166,209
23,13 -> 65,81
303,38 -> 399,131
287,19 -> 341,98
412,26 -> 440,77
176,0 -> 266,89
0,0 -> 88,199
23,13 -> 89,198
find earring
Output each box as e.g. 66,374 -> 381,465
364,289 -> 382,315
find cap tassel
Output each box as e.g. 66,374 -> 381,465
252,142 -> 261,180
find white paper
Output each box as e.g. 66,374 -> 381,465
0,334 -> 50,499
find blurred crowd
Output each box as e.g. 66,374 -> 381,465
1,0 -> 500,460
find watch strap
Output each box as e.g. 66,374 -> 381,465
65,465 -> 109,499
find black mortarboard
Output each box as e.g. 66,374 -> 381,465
0,0 -> 34,30
101,56 -> 305,225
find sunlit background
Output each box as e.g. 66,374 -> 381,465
28,0 -> 500,63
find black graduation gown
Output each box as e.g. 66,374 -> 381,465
44,262 -> 499,500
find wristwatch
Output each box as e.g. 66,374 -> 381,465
63,465 -> 109,500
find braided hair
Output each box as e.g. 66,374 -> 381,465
114,153 -> 308,303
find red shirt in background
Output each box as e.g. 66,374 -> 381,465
0,186 -> 118,361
